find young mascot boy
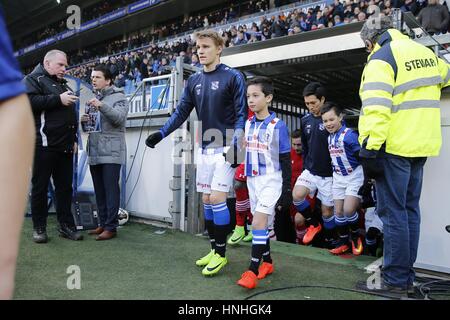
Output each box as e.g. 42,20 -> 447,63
237,76 -> 292,289
320,102 -> 364,255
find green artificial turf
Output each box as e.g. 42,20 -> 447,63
14,216 -> 379,300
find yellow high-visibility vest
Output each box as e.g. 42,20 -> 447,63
359,29 -> 450,157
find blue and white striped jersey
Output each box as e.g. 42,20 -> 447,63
328,125 -> 361,176
244,112 -> 291,177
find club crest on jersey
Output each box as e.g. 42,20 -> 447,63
211,81 -> 219,90
319,123 -> 325,131
306,124 -> 311,134
195,84 -> 202,95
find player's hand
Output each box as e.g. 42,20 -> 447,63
145,131 -> 163,148
277,187 -> 293,212
60,91 -> 79,106
224,144 -> 245,168
80,114 -> 89,123
359,148 -> 383,179
358,179 -> 375,209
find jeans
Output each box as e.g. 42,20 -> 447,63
376,152 -> 427,289
89,164 -> 121,232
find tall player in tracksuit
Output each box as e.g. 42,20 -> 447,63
145,30 -> 247,276
237,76 -> 292,289
292,82 -> 334,247
320,102 -> 364,255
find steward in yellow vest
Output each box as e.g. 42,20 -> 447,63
356,15 -> 450,296
359,22 -> 450,163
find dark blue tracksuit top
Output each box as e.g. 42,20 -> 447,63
301,113 -> 333,177
0,9 -> 26,101
159,63 -> 247,148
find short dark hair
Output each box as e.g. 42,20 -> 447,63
320,101 -> 342,116
93,64 -> 113,81
247,76 -> 274,96
291,129 -> 302,139
303,82 -> 326,100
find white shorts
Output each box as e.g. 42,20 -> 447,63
332,165 -> 364,200
247,171 -> 282,216
294,169 -> 333,207
196,148 -> 235,194
365,207 -> 383,233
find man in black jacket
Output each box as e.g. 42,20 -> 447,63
23,49 -> 83,243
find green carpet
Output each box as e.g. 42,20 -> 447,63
14,216 -> 378,300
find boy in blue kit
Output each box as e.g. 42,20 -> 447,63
145,30 -> 247,276
320,102 -> 364,255
237,77 -> 292,289
292,83 -> 334,247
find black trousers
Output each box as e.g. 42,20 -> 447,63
274,206 -> 296,243
31,149 -> 75,228
89,164 -> 121,232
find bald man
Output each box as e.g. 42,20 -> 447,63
23,49 -> 83,243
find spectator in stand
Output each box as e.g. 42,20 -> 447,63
344,4 -> 354,19
140,58 -> 150,79
114,73 -> 126,88
358,11 -> 367,22
234,30 -> 248,45
191,53 -> 202,68
262,24 -> 272,39
316,10 -> 328,27
334,15 -> 344,26
271,16 -> 288,38
417,0 -> 450,35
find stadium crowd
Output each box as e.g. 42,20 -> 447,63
62,0 -> 450,93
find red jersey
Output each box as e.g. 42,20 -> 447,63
291,148 -> 303,189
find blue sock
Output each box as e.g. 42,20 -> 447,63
293,199 -> 317,226
346,212 -> 360,239
323,215 -> 336,230
204,204 -> 215,250
212,202 -> 230,257
249,229 -> 269,275
334,215 -> 349,245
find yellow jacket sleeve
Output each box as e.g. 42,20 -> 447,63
358,59 -> 394,151
438,57 -> 450,88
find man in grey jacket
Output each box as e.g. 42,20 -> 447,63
82,64 -> 129,240
417,0 -> 450,35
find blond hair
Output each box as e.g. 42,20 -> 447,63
194,30 -> 224,48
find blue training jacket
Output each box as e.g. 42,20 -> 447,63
159,63 -> 247,149
301,113 -> 333,177
0,9 -> 26,101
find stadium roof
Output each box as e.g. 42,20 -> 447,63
2,0 -> 96,40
